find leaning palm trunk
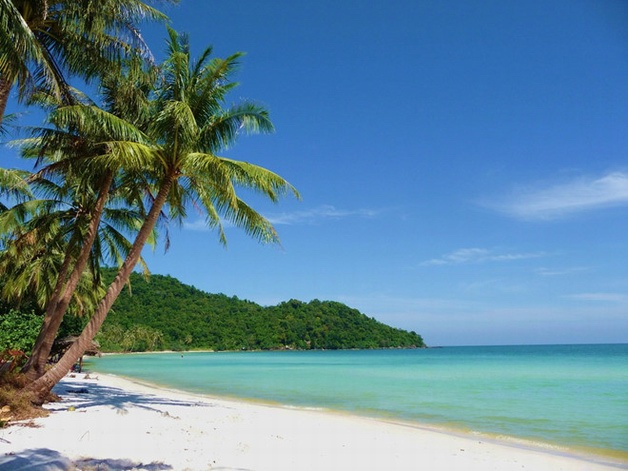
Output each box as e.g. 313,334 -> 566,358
21,231 -> 79,380
22,172 -> 114,381
0,75 -> 11,127
25,174 -> 175,403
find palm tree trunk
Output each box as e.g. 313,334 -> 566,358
25,174 -> 175,403
22,172 -> 114,381
0,75 -> 12,127
21,233 -> 77,378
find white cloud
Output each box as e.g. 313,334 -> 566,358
421,247 -> 546,266
488,171 -> 628,220
266,204 -> 380,225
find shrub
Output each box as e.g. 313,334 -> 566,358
0,310 -> 42,352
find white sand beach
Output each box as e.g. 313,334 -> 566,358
0,373 -> 625,471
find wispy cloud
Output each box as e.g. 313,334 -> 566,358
265,204 -> 380,225
422,247 -> 546,266
183,219 -> 212,231
487,171 -> 628,220
182,205 -> 379,231
535,267 -> 588,277
566,292 -> 628,303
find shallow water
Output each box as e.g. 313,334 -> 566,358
88,344 -> 628,456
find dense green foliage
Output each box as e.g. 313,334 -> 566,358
0,306 -> 93,353
0,310 -> 41,352
99,271 -> 425,352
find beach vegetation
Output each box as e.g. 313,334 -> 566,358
0,310 -> 41,353
2,9 -> 298,401
15,27 -> 297,403
10,60 -> 159,381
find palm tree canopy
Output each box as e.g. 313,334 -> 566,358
0,75 -> 159,314
0,0 -> 173,116
0,172 -> 154,314
146,27 -> 299,245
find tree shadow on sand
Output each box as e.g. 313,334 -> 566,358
0,380 -> 217,470
0,448 -> 172,470
47,378 -> 214,415
0,448 -> 71,471
74,457 -> 173,470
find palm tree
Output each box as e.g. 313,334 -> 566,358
0,176 -> 106,313
0,169 -> 155,379
6,60 -> 159,380
25,28 -> 299,402
0,0 -> 170,125
0,0 -> 167,378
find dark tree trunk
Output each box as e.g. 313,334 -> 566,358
25,174 -> 175,403
22,172 -> 114,381
0,75 -> 12,127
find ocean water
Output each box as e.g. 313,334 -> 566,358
88,344 -> 628,458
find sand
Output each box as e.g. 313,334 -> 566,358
0,373 -> 625,471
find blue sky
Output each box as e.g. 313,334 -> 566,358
5,1 -> 628,346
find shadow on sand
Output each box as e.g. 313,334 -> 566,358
0,378 -> 212,470
0,448 -> 72,471
0,448 -> 172,470
47,377 -> 213,415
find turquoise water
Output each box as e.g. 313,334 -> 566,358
88,344 -> 628,457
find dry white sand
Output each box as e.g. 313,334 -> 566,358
0,373 -> 625,471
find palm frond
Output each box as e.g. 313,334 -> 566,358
0,168 -> 34,202
220,196 -> 279,245
200,102 -> 274,152
212,156 -> 299,202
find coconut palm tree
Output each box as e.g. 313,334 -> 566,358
0,0 -> 168,378
6,59 -> 159,380
0,169 -> 156,379
25,28 -> 299,402
0,176 -> 106,313
0,57 -> 154,378
0,0 -> 171,125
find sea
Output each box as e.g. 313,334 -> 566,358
87,344 -> 628,460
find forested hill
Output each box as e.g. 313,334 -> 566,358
99,272 -> 425,352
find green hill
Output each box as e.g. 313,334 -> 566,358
98,271 -> 425,352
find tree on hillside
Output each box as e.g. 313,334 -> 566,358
24,28 -> 299,402
97,272 -> 426,352
0,0 -> 171,125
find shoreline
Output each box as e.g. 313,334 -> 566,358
1,373 -> 626,471
99,370 -> 628,465
88,358 -> 628,464
94,372 -> 628,467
